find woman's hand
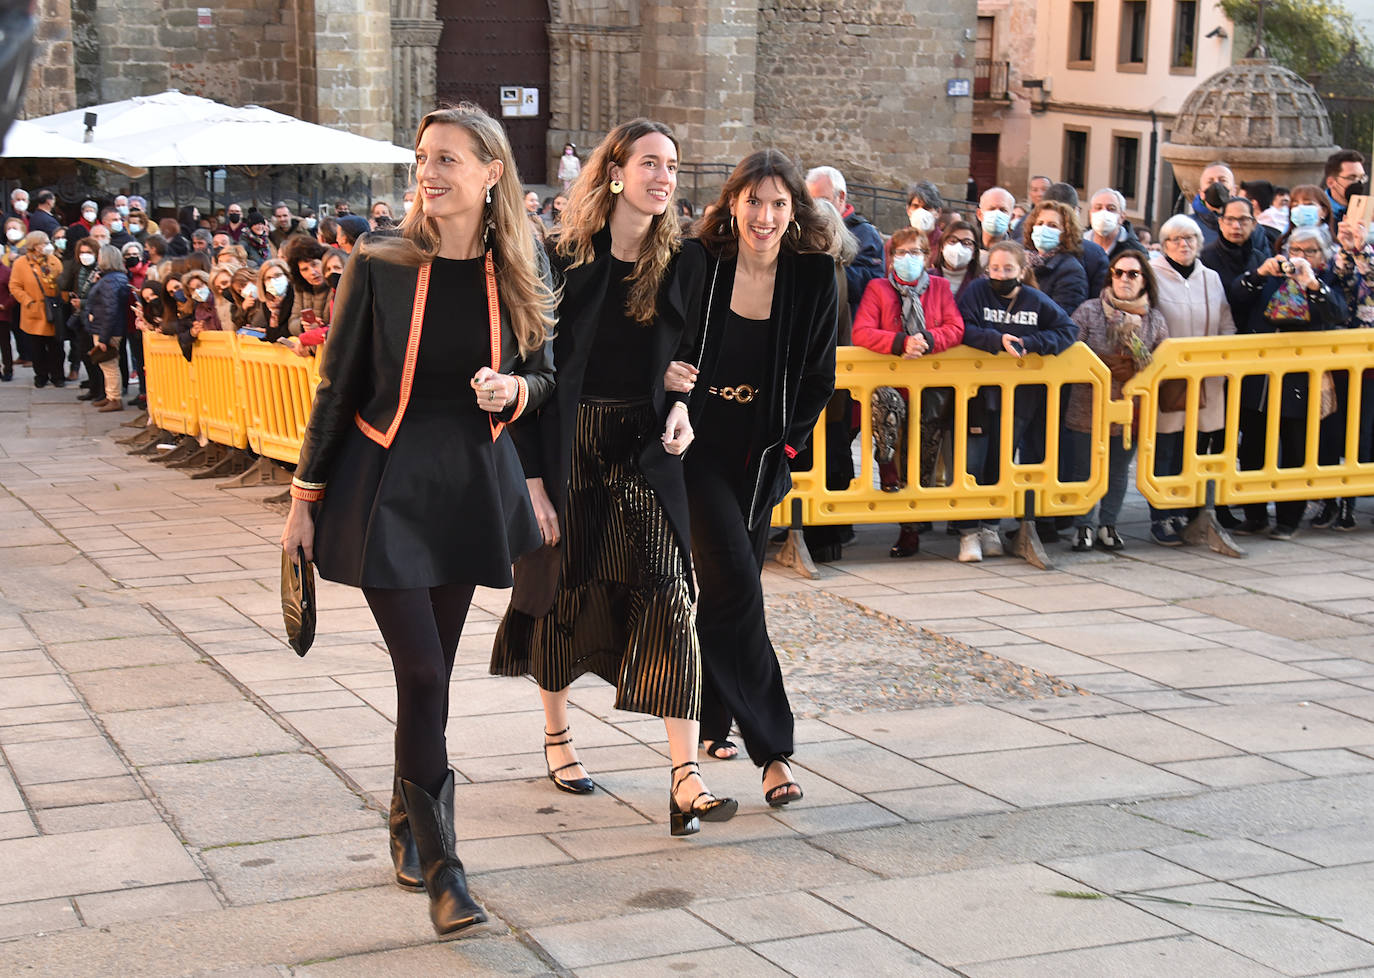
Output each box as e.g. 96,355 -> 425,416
92,339 -> 107,353
664,360 -> 698,394
280,498 -> 316,562
902,334 -> 929,359
1256,257 -> 1286,278
1337,220 -> 1366,252
1001,333 -> 1026,358
526,477 -> 560,546
471,366 -> 516,413
662,402 -> 694,455
1290,256 -> 1318,290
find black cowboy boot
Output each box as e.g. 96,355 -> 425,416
389,776 -> 423,890
399,771 -> 487,937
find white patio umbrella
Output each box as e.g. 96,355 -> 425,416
0,120 -> 145,176
88,104 -> 414,169
26,90 -> 231,144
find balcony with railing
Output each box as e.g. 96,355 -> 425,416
974,59 -> 1009,100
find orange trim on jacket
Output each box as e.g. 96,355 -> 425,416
354,262 -> 431,448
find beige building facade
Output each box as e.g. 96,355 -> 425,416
27,0 -> 977,210
977,0 -> 1235,229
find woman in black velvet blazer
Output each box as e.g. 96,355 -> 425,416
668,149 -> 838,808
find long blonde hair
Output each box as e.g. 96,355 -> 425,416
368,103 -> 555,354
556,118 -> 681,325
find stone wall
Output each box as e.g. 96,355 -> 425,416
23,0 -> 78,117
314,0 -> 392,140
754,0 -> 976,206
546,0 -> 643,178
391,0 -> 442,148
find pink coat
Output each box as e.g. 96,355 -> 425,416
852,275 -> 964,356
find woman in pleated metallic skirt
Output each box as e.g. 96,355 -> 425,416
491,119 -> 736,836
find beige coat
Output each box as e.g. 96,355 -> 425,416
8,253 -> 64,337
1149,253 -> 1235,434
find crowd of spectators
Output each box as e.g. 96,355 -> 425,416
806,149 -> 1373,561
2,191 -> 403,411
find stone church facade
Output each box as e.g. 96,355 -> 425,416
29,0 -> 975,204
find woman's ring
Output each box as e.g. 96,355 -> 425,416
488,389 -> 495,401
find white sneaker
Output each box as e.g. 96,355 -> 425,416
979,526 -> 1004,558
958,532 -> 983,562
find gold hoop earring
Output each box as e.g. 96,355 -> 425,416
609,179 -> 624,195
791,219 -> 801,236
730,215 -> 737,235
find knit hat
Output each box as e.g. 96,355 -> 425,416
245,209 -> 268,229
337,215 -> 370,243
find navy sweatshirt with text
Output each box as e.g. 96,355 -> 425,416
956,278 -> 1077,356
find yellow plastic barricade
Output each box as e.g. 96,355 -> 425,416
188,331 -> 249,450
773,343 -> 1119,531
142,331 -> 200,437
237,337 -> 320,464
1123,331 -> 1374,510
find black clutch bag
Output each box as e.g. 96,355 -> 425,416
510,543 -> 561,618
281,546 -> 316,657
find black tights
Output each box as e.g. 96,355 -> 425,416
363,582 -> 475,795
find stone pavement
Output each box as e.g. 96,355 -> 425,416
1,378 -> 1373,977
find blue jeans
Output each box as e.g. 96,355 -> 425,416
1068,429 -> 1135,529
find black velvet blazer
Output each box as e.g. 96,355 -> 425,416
511,230 -> 708,580
295,237 -> 555,492
687,249 -> 839,529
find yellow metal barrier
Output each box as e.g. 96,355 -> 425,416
187,330 -> 249,450
773,343 -> 1119,527
1123,331 -> 1374,509
237,338 -> 319,464
142,331 -> 200,438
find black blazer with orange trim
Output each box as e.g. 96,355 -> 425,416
295,238 -> 556,493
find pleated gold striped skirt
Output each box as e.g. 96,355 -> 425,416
491,399 -> 700,720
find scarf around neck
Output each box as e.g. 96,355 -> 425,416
890,269 -> 929,336
1102,288 -> 1151,367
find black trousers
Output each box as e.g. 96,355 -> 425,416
25,333 -> 64,385
1237,408 -> 1307,528
363,583 -> 475,795
687,461 -> 793,767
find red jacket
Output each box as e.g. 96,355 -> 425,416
852,275 -> 964,356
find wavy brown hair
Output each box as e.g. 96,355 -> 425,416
1021,200 -> 1083,257
367,103 -> 555,354
556,118 -> 681,325
693,149 -> 834,260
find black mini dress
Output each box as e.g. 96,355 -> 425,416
313,256 -> 540,590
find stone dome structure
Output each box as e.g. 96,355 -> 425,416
1161,58 -> 1340,194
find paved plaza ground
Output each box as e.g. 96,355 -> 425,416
2,378 -> 1373,977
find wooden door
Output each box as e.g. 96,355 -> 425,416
969,134 -> 1000,197
436,0 -> 550,184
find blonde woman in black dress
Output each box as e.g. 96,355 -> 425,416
492,119 -> 736,836
281,104 -> 555,937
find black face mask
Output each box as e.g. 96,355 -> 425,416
1203,182 -> 1230,210
326,272 -> 342,290
1346,180 -> 1368,200
989,276 -> 1018,297
124,254 -> 141,270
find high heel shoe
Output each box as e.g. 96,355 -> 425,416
543,726 -> 595,795
669,761 -> 738,837
763,756 -> 804,808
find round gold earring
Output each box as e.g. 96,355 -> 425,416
730,215 -> 737,235
791,219 -> 801,236
609,179 -> 624,194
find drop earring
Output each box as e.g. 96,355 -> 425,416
610,179 -> 624,194
485,186 -> 491,204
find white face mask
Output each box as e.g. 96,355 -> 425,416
265,276 -> 289,298
82,209 -> 97,223
13,200 -> 27,213
908,208 -> 936,232
41,243 -> 53,256
5,228 -> 21,243
242,283 -> 258,300
79,252 -> 96,266
402,200 -> 413,213
1091,210 -> 1121,237
942,242 -> 973,270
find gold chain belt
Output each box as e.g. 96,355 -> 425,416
707,384 -> 758,404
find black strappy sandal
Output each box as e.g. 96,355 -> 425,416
701,739 -> 738,760
543,726 -> 595,795
763,756 -> 804,808
669,761 -> 739,836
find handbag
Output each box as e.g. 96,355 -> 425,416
510,543 -> 561,618
89,337 -> 121,364
280,546 -> 316,657
1159,378 -> 1206,413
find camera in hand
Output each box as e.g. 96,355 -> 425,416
1278,258 -> 1295,276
